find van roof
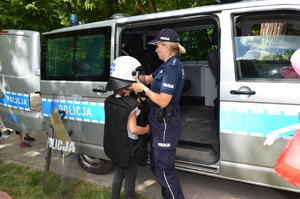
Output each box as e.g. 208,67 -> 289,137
1,29 -> 39,37
43,0 -> 299,35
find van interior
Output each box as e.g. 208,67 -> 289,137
119,16 -> 220,171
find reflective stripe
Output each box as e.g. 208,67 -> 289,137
163,171 -> 175,199
172,59 -> 176,65
163,118 -> 167,141
42,98 -> 105,124
0,91 -> 30,110
220,101 -> 300,138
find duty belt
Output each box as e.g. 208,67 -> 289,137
152,104 -> 180,123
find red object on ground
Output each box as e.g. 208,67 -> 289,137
275,129 -> 300,188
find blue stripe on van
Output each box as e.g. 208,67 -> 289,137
220,108 -> 299,138
0,92 -> 30,111
42,99 -> 105,124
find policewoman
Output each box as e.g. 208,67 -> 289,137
130,28 -> 186,199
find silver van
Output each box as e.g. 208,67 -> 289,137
0,30 -> 44,134
1,0 -> 300,192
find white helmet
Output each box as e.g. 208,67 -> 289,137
106,56 -> 142,91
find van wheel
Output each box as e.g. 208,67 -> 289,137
78,154 -> 115,175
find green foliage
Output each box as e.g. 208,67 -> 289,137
260,49 -> 296,61
0,0 -> 217,33
0,161 -> 149,199
179,28 -> 214,61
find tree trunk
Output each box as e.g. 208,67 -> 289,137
135,0 -> 151,14
149,0 -> 157,12
259,22 -> 288,60
107,0 -> 118,19
260,22 -> 288,36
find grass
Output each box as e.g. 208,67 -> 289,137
0,161 -> 149,199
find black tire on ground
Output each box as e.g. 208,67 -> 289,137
78,154 -> 115,175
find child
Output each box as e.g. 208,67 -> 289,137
16,131 -> 35,147
104,56 -> 150,199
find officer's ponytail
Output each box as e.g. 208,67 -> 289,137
163,42 -> 186,55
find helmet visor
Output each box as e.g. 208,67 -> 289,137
105,77 -> 135,91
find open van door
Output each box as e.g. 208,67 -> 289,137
41,24 -> 115,174
116,14 -> 220,174
0,30 -> 44,133
219,8 -> 300,188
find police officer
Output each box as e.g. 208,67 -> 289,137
130,28 -> 186,199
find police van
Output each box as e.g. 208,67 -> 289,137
1,0 -> 300,192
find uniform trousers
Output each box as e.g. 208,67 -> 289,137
150,147 -> 185,199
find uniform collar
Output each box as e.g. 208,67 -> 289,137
165,55 -> 178,64
161,55 -> 178,68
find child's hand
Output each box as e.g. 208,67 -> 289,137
137,97 -> 147,102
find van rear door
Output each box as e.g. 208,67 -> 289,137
41,25 -> 113,160
220,8 -> 300,188
0,30 -> 44,132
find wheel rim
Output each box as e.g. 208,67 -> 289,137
80,154 -> 102,166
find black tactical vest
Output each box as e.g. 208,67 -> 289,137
104,94 -> 138,168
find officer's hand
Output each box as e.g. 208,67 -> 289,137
130,79 -> 146,93
145,125 -> 150,134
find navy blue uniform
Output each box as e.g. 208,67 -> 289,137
149,55 -> 185,199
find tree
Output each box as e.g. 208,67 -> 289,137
260,23 -> 288,36
0,0 -> 216,33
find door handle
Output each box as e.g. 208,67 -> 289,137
92,86 -> 106,93
230,90 -> 256,95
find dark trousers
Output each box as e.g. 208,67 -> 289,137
112,158 -> 137,199
150,147 -> 185,199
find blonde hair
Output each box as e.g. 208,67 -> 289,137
161,42 -> 186,55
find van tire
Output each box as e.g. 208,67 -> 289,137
78,154 -> 115,175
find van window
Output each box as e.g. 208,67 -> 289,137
46,37 -> 73,78
0,34 -> 35,77
233,12 -> 300,81
42,27 -> 111,81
